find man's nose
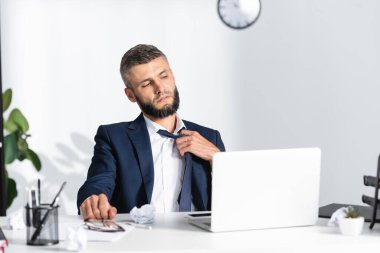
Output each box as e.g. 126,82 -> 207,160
154,79 -> 165,94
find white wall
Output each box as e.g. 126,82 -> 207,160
1,0 -> 380,214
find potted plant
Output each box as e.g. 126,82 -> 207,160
2,88 -> 41,209
338,206 -> 364,236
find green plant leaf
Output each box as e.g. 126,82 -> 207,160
5,108 -> 29,133
4,117 -> 18,132
17,132 -> 29,161
26,149 -> 42,171
345,206 -> 360,218
4,132 -> 18,164
2,88 -> 12,113
5,169 -> 18,209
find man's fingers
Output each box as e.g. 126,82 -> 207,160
80,194 -> 117,221
98,194 -> 110,219
108,206 -> 117,219
80,203 -> 87,219
176,138 -> 190,150
179,129 -> 194,135
176,130 -> 220,161
81,199 -> 95,220
176,135 -> 193,144
90,195 -> 102,219
176,135 -> 198,156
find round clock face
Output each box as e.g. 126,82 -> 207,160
217,0 -> 261,30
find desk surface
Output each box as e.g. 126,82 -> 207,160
2,213 -> 380,253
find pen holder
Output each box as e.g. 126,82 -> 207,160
25,204 -> 59,246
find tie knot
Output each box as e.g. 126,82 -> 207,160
157,129 -> 186,139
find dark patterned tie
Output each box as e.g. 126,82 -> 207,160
157,129 -> 192,211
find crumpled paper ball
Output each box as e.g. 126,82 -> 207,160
328,207 -> 349,227
7,209 -> 26,230
65,226 -> 87,252
130,204 -> 155,224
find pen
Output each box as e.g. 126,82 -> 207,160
25,203 -> 31,227
30,187 -> 40,228
30,181 -> 67,242
125,222 -> 152,230
27,187 -> 32,207
37,179 -> 41,206
50,181 -> 67,207
30,187 -> 37,208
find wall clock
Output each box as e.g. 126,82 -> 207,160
217,0 -> 261,30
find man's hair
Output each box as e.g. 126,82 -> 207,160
120,44 -> 166,88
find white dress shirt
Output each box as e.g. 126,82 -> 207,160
143,115 -> 186,212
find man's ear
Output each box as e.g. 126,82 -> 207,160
124,88 -> 137,102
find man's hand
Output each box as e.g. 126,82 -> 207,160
176,129 -> 220,162
80,193 -> 117,220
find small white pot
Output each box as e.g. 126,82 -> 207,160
338,217 -> 364,236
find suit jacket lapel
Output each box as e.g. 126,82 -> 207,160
126,113 -> 154,203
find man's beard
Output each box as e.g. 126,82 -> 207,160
135,87 -> 180,119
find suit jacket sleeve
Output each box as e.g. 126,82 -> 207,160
77,125 -> 117,213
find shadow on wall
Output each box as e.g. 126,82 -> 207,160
8,132 -> 93,215
49,132 -> 93,214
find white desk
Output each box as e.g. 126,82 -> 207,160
2,213 -> 380,253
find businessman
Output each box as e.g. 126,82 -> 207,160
77,44 -> 225,220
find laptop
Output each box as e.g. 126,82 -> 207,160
188,147 -> 321,232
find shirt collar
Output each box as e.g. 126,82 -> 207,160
143,114 -> 186,137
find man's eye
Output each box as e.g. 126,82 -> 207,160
161,75 -> 168,79
142,82 -> 151,87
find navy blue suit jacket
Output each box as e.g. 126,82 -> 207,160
77,113 -> 225,213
